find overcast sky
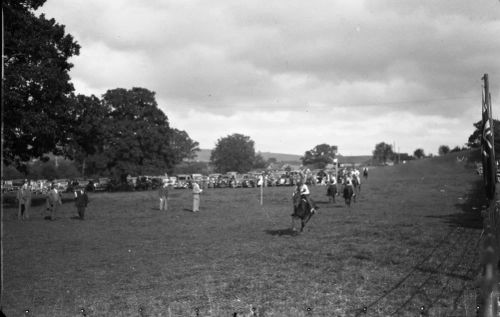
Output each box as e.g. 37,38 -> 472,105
38,0 -> 500,156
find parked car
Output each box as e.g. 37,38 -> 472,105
135,176 -> 152,191
216,175 -> 231,188
94,177 -> 111,191
1,180 -> 14,193
191,173 -> 203,182
53,179 -> 69,192
12,179 -> 25,192
175,174 -> 192,189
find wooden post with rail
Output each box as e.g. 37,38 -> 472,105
478,73 -> 500,317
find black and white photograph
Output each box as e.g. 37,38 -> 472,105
2,0 -> 500,316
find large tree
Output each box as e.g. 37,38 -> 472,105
169,128 -> 200,164
413,148 -> 426,159
103,88 -> 176,180
75,88 -> 193,181
210,134 -> 256,173
438,145 -> 450,156
301,143 -> 338,169
372,142 -> 394,164
4,0 -> 80,171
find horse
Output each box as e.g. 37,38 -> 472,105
291,192 -> 314,232
343,184 -> 354,207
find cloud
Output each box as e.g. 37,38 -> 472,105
38,0 -> 500,155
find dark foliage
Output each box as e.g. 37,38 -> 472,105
210,134 -> 256,173
3,0 -> 80,172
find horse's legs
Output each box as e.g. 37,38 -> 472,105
301,212 -> 314,232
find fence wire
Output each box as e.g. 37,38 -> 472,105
478,201 -> 500,317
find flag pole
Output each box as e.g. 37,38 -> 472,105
260,172 -> 264,205
1,7 -> 5,313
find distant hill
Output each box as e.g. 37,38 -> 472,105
193,149 -> 302,163
337,155 -> 372,165
194,149 -> 373,165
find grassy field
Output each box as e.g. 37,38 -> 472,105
1,153 -> 487,316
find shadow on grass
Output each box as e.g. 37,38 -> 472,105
2,195 -> 74,208
264,228 -> 300,236
426,179 -> 485,229
315,200 -> 331,205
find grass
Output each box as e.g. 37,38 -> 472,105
1,152 -> 487,316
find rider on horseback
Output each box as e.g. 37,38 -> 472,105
296,180 -> 317,213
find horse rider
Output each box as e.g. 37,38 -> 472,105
295,180 -> 317,213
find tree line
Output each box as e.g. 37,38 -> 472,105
4,0 -> 488,181
4,1 -> 199,181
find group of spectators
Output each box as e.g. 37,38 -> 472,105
158,178 -> 203,213
15,179 -> 89,221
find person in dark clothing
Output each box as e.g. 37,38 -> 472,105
74,188 -> 89,220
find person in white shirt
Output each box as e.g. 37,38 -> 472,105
192,181 -> 203,212
295,180 -> 317,213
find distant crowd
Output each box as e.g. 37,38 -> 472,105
10,166 -> 369,220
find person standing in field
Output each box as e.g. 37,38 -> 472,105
74,187 -> 89,220
192,181 -> 203,212
326,179 -> 337,204
46,184 -> 62,220
159,181 -> 169,211
295,180 -> 317,213
17,180 -> 32,220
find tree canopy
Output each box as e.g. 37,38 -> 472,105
372,142 -> 394,164
413,148 -> 425,159
438,145 -> 450,156
73,88 -> 198,180
3,1 -> 200,179
4,0 -> 80,171
210,134 -> 256,173
301,143 -> 338,169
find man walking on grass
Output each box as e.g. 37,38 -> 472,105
74,187 -> 89,220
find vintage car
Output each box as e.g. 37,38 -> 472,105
215,175 -> 231,188
174,174 -> 192,189
94,177 -> 111,191
53,179 -> 70,192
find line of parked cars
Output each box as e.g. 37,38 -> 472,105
2,169 -> 335,194
169,171 -> 305,189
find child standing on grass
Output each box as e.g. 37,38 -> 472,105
74,187 -> 89,220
